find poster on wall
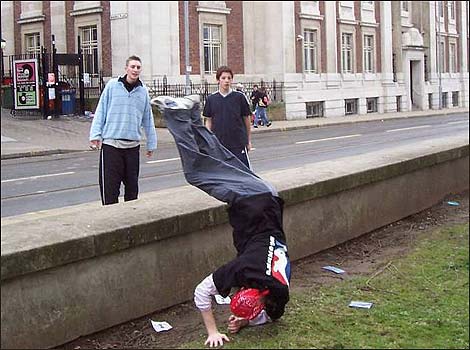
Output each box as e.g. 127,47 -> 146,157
13,59 -> 40,110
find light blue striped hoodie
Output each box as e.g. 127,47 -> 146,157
89,78 -> 157,150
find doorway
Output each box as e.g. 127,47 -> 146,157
409,60 -> 423,110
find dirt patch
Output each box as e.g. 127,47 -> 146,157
59,191 -> 469,349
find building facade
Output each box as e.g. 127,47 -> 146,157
1,1 -> 468,119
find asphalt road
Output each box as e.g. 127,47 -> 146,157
1,114 -> 468,217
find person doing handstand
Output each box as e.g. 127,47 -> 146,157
152,94 -> 291,348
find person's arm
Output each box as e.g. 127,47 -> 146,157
194,274 -> 230,347
205,117 -> 213,131
241,95 -> 252,151
89,82 -> 111,148
141,94 -> 157,158
244,115 -> 252,151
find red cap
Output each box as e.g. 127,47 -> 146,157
230,288 -> 270,320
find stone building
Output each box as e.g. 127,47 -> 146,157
1,1 -> 468,119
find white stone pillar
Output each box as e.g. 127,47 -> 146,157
380,1 -> 393,83
428,1 -> 438,85
324,1 -> 339,88
380,1 -> 396,112
50,1 -> 66,53
459,1 -> 469,107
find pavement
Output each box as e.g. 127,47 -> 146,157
1,106 -> 468,160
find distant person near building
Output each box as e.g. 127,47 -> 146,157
254,86 -> 272,128
89,55 -> 157,205
203,66 -> 252,169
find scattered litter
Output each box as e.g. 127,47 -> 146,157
150,320 -> 173,333
84,111 -> 94,119
214,294 -> 231,304
447,201 -> 460,206
322,266 -> 345,274
349,301 -> 374,309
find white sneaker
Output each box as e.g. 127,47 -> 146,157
184,94 -> 200,104
150,96 -> 194,110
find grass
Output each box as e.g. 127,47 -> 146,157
182,223 -> 469,349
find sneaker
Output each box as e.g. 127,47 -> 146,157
150,96 -> 194,110
266,121 -> 272,127
253,124 -> 258,128
184,94 -> 200,105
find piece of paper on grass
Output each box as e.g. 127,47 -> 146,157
215,294 -> 231,304
447,201 -> 460,206
150,320 -> 173,332
349,301 -> 373,309
322,266 -> 346,274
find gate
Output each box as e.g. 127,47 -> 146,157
4,42 -> 103,119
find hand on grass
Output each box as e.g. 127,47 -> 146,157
204,332 -> 230,347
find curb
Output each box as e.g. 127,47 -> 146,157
1,149 -> 86,160
251,110 -> 469,134
2,110 -> 467,160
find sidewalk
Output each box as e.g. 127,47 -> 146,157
1,106 -> 468,160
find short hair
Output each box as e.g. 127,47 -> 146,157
216,66 -> 233,80
126,55 -> 142,66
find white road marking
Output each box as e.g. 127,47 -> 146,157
386,125 -> 431,133
1,171 -> 75,183
447,120 -> 469,125
146,157 -> 180,164
295,134 -> 361,145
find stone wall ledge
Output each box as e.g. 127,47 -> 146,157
1,137 -> 468,282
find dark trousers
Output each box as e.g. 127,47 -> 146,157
162,103 -> 276,206
227,146 -> 251,169
99,143 -> 140,205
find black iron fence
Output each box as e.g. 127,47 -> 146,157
145,76 -> 284,108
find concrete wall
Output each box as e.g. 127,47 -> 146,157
1,138 -> 468,349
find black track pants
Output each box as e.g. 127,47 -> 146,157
98,144 -> 140,205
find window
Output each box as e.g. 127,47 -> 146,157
424,55 -> 429,81
344,98 -> 358,115
449,43 -> 457,73
401,1 -> 409,12
449,1 -> 456,21
303,29 -> 318,73
438,41 -> 445,73
306,101 -> 324,118
363,35 -> 374,73
366,97 -> 378,113
79,26 -> 99,76
25,33 -> 41,55
452,91 -> 459,107
341,33 -> 353,73
438,1 -> 444,19
203,24 -> 222,74
441,92 -> 448,108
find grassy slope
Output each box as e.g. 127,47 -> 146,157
183,223 -> 469,349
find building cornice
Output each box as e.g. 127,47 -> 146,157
196,6 -> 231,15
337,18 -> 358,26
70,6 -> 103,17
359,21 -> 379,28
17,15 -> 45,24
299,13 -> 324,21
